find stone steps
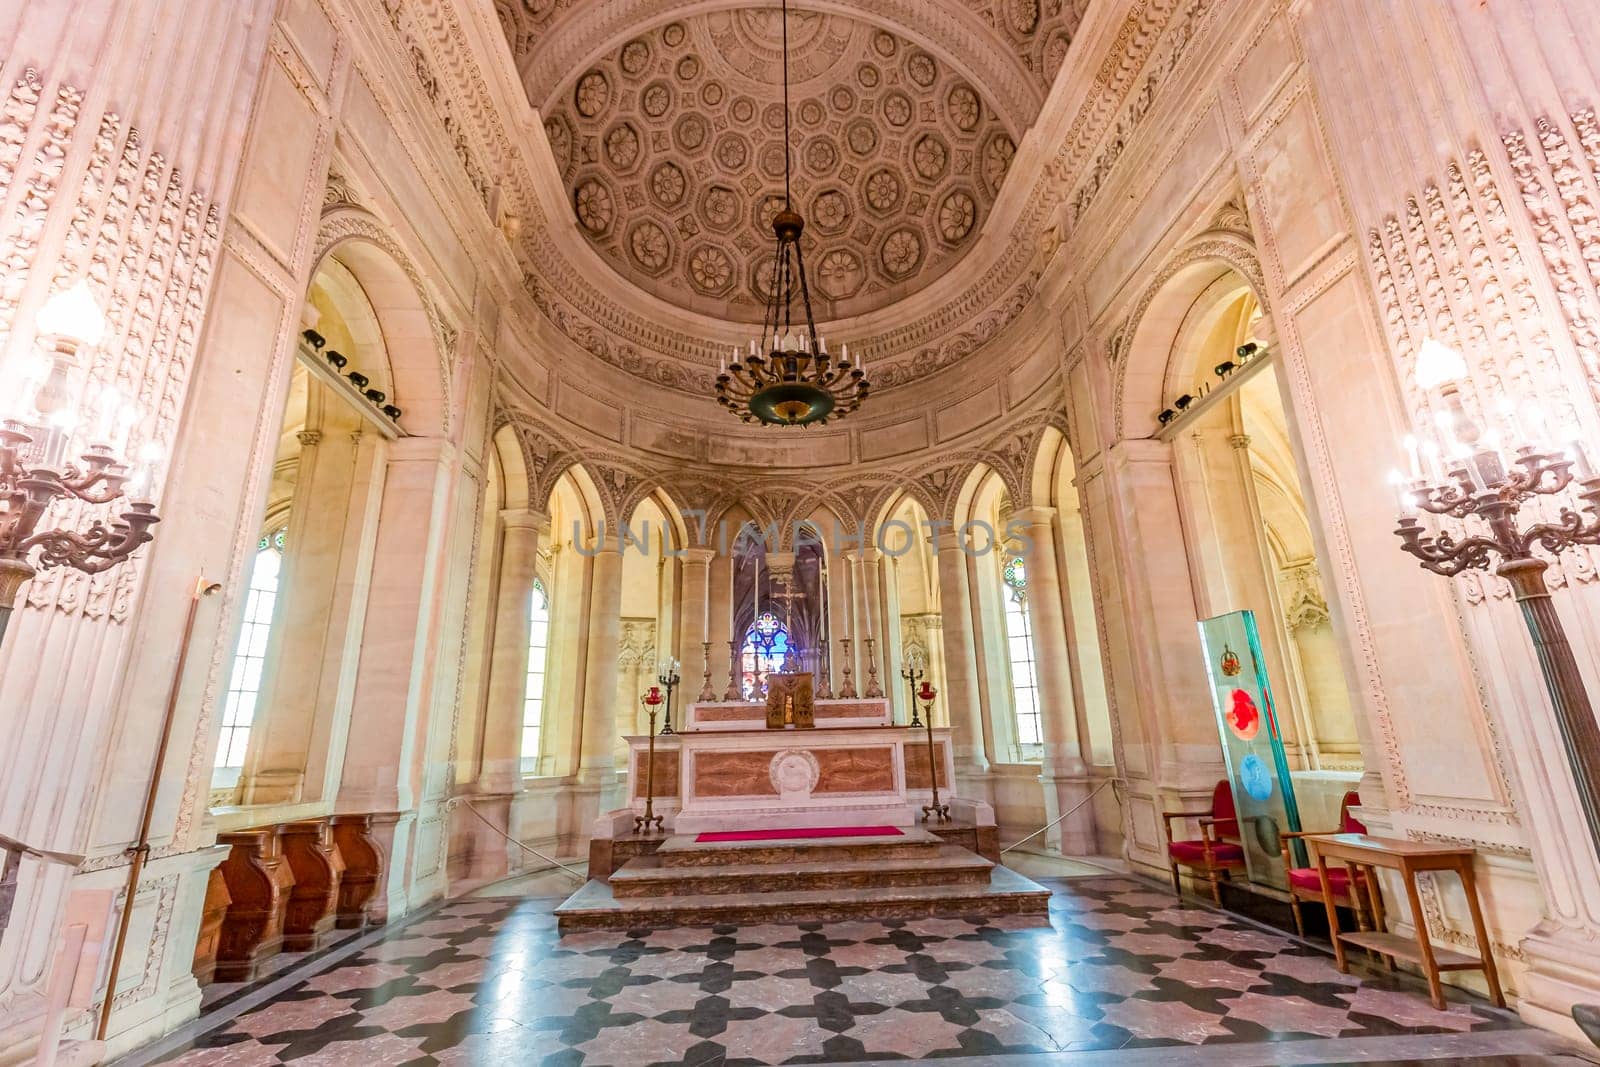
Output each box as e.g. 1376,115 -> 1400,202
555,864 -> 1052,931
652,828 -> 944,868
607,843 -> 993,898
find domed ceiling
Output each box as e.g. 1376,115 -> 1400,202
493,0 -> 1091,391
542,11 -> 1015,320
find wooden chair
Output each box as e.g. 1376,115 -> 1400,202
1163,779 -> 1246,904
1278,789 -> 1374,937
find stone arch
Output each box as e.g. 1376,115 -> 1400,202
310,207 -> 458,436
1110,231 -> 1269,442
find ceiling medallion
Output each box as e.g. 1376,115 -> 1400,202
713,0 -> 869,428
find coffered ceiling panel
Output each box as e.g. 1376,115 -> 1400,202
540,10 -> 1018,321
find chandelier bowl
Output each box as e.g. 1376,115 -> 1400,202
750,381 -> 835,426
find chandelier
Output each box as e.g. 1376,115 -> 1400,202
713,0 -> 869,427
1,281 -> 160,648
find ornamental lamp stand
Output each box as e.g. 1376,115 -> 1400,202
901,650 -> 925,728
862,634 -> 884,697
1391,338 -> 1600,857
657,657 -> 681,735
1,281 -> 160,653
837,636 -> 857,698
724,637 -> 743,702
916,680 -> 950,823
634,686 -> 665,835
698,640 -> 717,702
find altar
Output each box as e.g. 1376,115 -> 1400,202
571,686 -> 1037,931
619,696 -> 958,834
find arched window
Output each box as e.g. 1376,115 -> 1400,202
1001,555 -> 1042,748
741,610 -> 791,699
521,577 -> 551,772
217,529 -> 286,769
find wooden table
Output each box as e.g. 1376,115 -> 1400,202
1307,833 -> 1503,1010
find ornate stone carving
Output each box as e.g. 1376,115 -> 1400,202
1278,562 -> 1330,633
542,9 -> 1014,322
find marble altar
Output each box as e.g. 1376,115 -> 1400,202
607,697 -> 975,835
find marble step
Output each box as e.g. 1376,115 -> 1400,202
652,828 -> 944,868
555,865 -> 1053,931
608,844 -> 993,898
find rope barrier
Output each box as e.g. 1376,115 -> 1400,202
1001,777 -> 1122,854
445,797 -> 587,882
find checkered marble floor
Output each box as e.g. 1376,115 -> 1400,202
146,875 -> 1570,1065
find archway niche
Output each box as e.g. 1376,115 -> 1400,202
212,251 -> 409,810
1132,261 -> 1363,828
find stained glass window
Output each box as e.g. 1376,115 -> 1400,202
216,530 -> 286,769
1001,556 -> 1041,748
522,577 -> 550,772
740,611 -> 791,699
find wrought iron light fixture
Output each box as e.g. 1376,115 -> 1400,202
1389,337 -> 1600,858
713,0 -> 869,427
1,281 -> 160,648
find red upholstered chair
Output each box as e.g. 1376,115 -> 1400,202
1278,790 -> 1374,937
1162,780 -> 1246,904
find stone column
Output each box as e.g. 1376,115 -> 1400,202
478,508 -> 549,794
1013,506 -> 1095,853
934,540 -> 991,776
1090,439 -> 1224,869
706,550 -> 734,698
577,545 -> 624,811
679,548 -> 713,702
338,438 -> 457,812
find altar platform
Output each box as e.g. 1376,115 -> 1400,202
561,695 -> 1051,931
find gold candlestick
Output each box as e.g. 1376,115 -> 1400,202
863,634 -> 884,697
723,637 -> 743,701
837,637 -> 857,698
698,640 -> 717,702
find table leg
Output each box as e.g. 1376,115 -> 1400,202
1459,861 -> 1505,1008
1364,865 -> 1395,970
1315,851 -> 1347,972
1400,869 -> 1445,1010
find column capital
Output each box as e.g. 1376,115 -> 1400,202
499,507 -> 551,533
1009,505 -> 1059,527
681,547 -> 717,565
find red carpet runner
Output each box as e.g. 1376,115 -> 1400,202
695,826 -> 903,843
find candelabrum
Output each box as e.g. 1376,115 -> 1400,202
1395,441 -> 1600,850
914,681 -> 950,823
837,636 -> 858,698
901,660 -> 924,728
815,645 -> 834,699
698,640 -> 717,702
862,634 -> 884,697
634,687 -> 665,835
657,658 -> 680,735
724,637 -> 743,702
1,283 -> 160,649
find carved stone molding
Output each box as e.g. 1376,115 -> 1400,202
311,207 -> 458,433
386,0 -> 1211,396
1107,232 -> 1269,440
